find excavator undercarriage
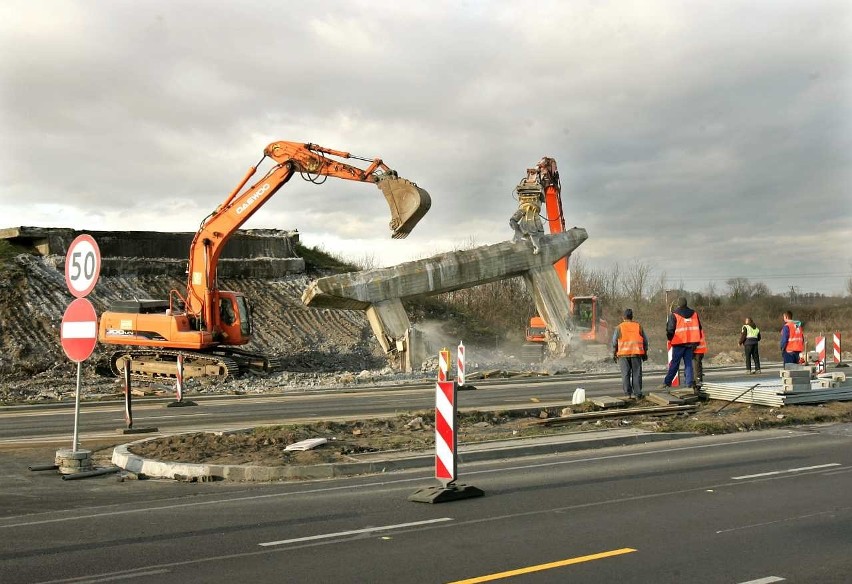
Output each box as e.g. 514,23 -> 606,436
108,348 -> 283,382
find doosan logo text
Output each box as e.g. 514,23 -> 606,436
236,183 -> 271,214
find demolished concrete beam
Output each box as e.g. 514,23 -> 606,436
302,229 -> 587,372
302,229 -> 587,307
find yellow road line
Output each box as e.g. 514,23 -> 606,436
448,547 -> 637,583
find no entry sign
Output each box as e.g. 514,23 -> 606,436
61,298 -> 98,362
65,234 -> 101,298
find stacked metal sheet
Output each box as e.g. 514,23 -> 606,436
700,373 -> 852,407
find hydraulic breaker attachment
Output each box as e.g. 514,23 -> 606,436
377,175 -> 431,239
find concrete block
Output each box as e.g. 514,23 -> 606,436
780,370 -> 811,379
590,396 -> 625,408
647,392 -> 684,406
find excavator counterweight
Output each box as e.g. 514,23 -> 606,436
377,175 -> 432,239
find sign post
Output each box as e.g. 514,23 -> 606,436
54,235 -> 102,474
61,297 -> 99,449
63,235 -> 102,451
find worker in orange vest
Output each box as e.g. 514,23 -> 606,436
611,308 -> 649,399
660,297 -> 702,390
780,310 -> 804,365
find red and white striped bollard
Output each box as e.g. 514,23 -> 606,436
457,341 -> 465,387
815,335 -> 826,373
438,348 -> 450,383
434,380 -> 457,486
666,341 -> 680,387
176,354 -> 185,402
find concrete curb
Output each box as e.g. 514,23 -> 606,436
111,429 -> 698,482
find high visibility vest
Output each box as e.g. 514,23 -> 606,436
671,312 -> 701,345
784,321 -> 804,352
695,331 -> 707,355
743,325 -> 760,339
616,321 -> 645,356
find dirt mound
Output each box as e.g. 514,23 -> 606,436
126,400 -> 852,469
0,252 -> 383,382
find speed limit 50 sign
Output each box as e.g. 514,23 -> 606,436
65,234 -> 101,298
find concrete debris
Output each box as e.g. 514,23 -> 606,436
284,438 -> 328,451
405,417 -> 425,430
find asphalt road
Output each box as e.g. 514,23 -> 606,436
0,364 -> 756,448
1,423 -> 850,583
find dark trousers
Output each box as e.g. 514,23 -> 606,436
665,345 -> 695,386
619,356 -> 643,397
782,351 -> 800,365
694,353 -> 704,381
744,343 -> 761,371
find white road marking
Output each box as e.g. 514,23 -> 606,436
732,463 -> 840,480
39,568 -> 171,583
737,576 -> 785,584
0,431 -> 817,529
115,413 -> 209,421
715,508 -> 851,534
258,517 -> 454,547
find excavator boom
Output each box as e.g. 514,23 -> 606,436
263,141 -> 431,239
98,140 -> 431,381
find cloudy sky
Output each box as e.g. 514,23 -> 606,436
2,1 -> 850,295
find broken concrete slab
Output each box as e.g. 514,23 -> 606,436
647,392 -> 686,406
302,229 -> 587,371
303,229 -> 586,308
590,396 -> 626,408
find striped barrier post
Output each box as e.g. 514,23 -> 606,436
408,351 -> 484,504
666,341 -> 680,387
457,341 -> 465,387
176,354 -> 185,402
116,359 -> 159,434
434,380 -> 457,485
834,332 -> 843,365
815,335 -> 826,374
123,359 -> 133,428
166,354 -> 198,408
438,348 -> 450,383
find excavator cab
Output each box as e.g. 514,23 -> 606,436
571,296 -> 608,344
217,291 -> 252,344
376,174 -> 431,239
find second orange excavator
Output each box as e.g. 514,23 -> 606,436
98,141 -> 431,380
514,157 -> 608,361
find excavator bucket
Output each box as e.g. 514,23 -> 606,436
377,175 -> 431,239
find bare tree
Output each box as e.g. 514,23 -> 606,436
726,277 -> 751,301
649,270 -> 668,302
622,260 -> 653,304
749,281 -> 771,299
598,261 -> 622,304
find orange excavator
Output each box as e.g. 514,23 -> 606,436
98,141 -> 431,380
518,157 -> 607,361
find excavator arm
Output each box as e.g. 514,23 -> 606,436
186,141 -> 431,331
536,157 -> 568,295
